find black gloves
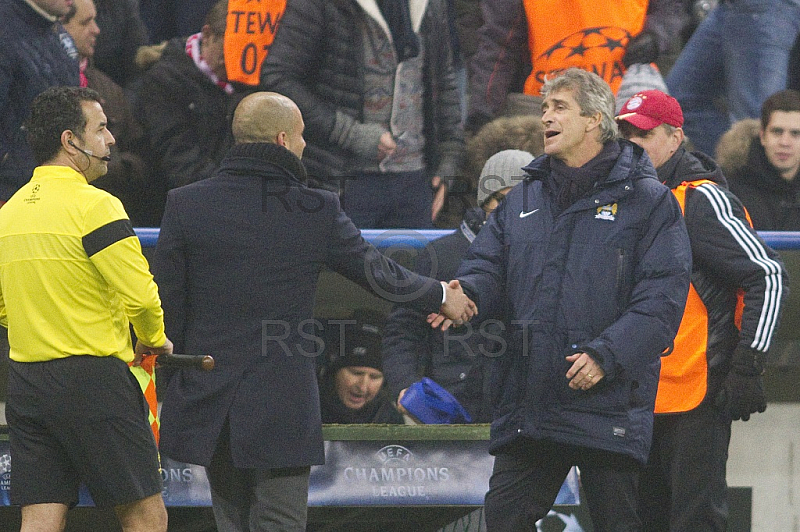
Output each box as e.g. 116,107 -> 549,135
622,31 -> 659,68
716,346 -> 767,421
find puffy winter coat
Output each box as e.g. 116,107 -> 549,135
456,140 -> 691,463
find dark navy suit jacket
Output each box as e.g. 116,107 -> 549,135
153,142 -> 443,469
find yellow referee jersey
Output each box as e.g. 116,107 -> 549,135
0,165 -> 166,362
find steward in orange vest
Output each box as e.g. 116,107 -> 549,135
617,90 -> 788,531
466,0 -> 682,133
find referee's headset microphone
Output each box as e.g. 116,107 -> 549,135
68,139 -> 111,162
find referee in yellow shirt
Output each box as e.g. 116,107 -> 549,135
0,87 -> 172,532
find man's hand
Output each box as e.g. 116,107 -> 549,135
717,372 -> 767,421
133,337 -> 174,366
397,388 -> 411,415
427,280 -> 477,330
427,313 -> 455,330
431,176 -> 447,222
441,279 -> 477,319
565,352 -> 605,390
396,388 -> 422,423
716,346 -> 768,421
378,132 -> 397,161
622,30 -> 659,68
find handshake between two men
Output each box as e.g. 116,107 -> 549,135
429,279 -> 477,330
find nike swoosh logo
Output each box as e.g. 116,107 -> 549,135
519,209 -> 539,218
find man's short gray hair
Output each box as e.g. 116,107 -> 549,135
541,68 -> 618,143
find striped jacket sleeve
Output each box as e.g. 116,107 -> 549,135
686,183 -> 788,353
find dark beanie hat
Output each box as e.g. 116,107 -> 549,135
328,321 -> 384,372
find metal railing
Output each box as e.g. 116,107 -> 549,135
134,228 -> 800,250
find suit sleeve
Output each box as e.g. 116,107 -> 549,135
686,183 -> 788,353
324,197 -> 444,313
83,194 -> 167,347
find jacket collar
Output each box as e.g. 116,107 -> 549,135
523,140 -> 650,187
520,140 -> 651,210
31,165 -> 88,183
658,148 -> 728,190
742,141 -> 799,193
217,142 -> 308,185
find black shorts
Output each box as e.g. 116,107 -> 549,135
6,355 -> 162,508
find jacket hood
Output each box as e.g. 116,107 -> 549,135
155,37 -> 214,86
217,142 -> 309,185
658,148 -> 727,189
715,119 -> 760,176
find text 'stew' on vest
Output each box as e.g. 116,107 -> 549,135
225,0 -> 287,86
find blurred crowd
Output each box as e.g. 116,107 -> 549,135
2,0 -> 797,230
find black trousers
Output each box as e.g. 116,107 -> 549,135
484,438 -> 643,532
637,402 -> 732,531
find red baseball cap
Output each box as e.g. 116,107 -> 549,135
616,90 -> 684,130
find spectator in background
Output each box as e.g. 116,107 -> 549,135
465,115 -> 544,190
133,0 -> 248,223
437,114 -> 543,227
466,0 -> 687,133
383,149 -> 533,424
319,318 -> 403,425
0,0 -> 78,204
666,0 -> 800,156
260,0 -> 464,229
448,0 -> 482,124
93,0 -> 149,89
62,0 -> 159,227
451,0 -> 483,72
617,89 -> 787,531
716,90 -> 800,230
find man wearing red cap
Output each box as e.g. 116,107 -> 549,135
617,90 -> 788,531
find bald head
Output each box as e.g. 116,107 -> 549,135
232,91 -> 305,150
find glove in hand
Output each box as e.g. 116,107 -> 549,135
716,346 -> 767,421
623,31 -> 659,68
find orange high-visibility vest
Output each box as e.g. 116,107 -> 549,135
521,0 -> 648,95
657,180 -> 746,413
224,0 -> 287,86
